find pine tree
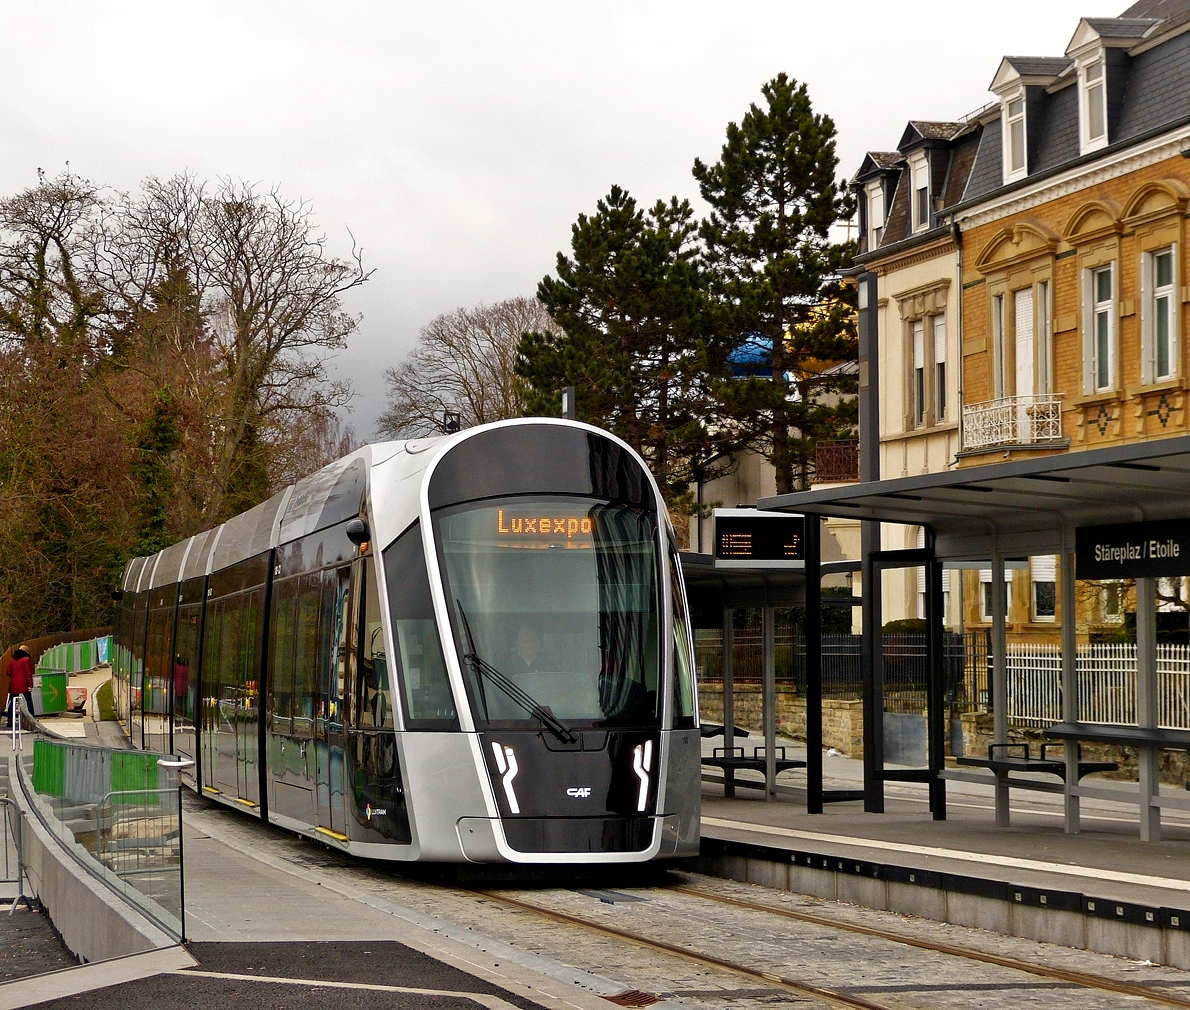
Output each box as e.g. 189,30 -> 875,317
694,73 -> 857,494
517,186 -> 738,530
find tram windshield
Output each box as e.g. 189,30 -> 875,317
435,496 -> 661,729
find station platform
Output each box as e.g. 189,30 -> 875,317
700,739 -> 1190,923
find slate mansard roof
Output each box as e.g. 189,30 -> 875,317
853,1 -> 1190,258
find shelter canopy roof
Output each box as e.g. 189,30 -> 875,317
759,436 -> 1190,561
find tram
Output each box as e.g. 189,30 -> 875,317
111,419 -> 701,863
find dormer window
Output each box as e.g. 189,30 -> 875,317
867,181 -> 884,248
911,157 -> 929,233
1081,59 -> 1108,152
1004,96 -> 1026,182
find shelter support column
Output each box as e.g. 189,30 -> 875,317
1060,543 -> 1079,834
723,605 -> 735,799
861,521 -> 884,812
925,530 -> 945,820
991,550 -> 1009,827
1136,577 -> 1161,842
762,602 -> 776,798
806,516 -> 823,814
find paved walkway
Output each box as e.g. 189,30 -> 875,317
701,733 -> 1190,909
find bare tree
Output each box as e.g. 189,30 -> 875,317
378,296 -> 556,438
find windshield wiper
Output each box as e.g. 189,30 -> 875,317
456,601 -> 576,744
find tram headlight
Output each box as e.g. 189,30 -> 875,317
490,741 -> 521,815
632,740 -> 653,813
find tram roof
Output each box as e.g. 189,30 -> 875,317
758,434 -> 1190,561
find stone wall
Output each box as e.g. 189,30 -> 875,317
699,686 -> 864,758
960,712 -> 1190,786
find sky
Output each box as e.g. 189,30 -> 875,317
0,1 -> 1099,436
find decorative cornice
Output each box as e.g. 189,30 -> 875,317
954,127 -> 1190,231
869,236 -> 955,277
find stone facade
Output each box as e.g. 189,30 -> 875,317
699,686 -> 865,759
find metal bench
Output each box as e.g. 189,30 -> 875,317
957,742 -> 1116,782
702,745 -> 806,787
700,722 -> 750,739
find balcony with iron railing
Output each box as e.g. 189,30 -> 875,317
961,393 -> 1066,453
814,439 -> 859,483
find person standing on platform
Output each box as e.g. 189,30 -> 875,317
4,648 -> 34,727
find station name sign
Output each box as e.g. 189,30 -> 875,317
1076,517 -> 1190,579
714,510 -> 805,565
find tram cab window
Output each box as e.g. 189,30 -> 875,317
669,546 -> 696,730
383,521 -> 457,730
354,557 -> 394,729
434,497 -> 661,729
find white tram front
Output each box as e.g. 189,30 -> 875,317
112,420 -> 701,864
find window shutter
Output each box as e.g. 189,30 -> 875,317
979,567 -> 1012,583
917,529 -> 926,595
914,528 -> 949,597
1141,250 -> 1154,385
1174,242 -> 1181,378
933,316 -> 946,363
1031,555 -> 1057,582
1081,268 -> 1094,394
913,323 -> 924,369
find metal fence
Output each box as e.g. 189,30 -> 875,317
1004,641 -> 1190,729
97,787 -> 182,929
695,629 -> 969,715
24,738 -> 184,940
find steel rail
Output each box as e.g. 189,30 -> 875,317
477,889 -> 903,1010
672,883 -> 1190,1010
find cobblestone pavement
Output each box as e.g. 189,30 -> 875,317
183,796 -> 1190,1010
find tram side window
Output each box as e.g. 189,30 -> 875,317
669,547 -> 696,729
382,522 -> 457,730
269,576 -> 298,728
355,557 -> 394,730
317,567 -> 349,726
293,573 -> 321,735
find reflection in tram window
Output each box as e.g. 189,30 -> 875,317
382,521 -> 457,729
294,574 -> 321,735
269,576 -> 299,728
355,558 -> 393,729
435,498 -> 660,729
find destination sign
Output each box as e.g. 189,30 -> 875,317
1076,517 -> 1190,579
496,507 -> 593,549
714,510 -> 805,565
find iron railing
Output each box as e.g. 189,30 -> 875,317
962,393 -> 1063,451
814,439 -> 860,483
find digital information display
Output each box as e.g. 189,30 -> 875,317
1076,517 -> 1190,579
495,507 -> 594,549
713,510 -> 805,568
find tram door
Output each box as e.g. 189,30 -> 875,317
315,565 -> 350,836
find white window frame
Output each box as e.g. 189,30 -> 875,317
1141,244 -> 1178,383
992,293 -> 1006,398
979,567 -> 1012,622
866,180 -> 885,249
933,315 -> 947,422
1002,91 -> 1027,184
1082,263 -> 1117,393
1031,555 -> 1057,622
910,155 -> 930,233
912,319 -> 925,427
1080,59 -> 1108,155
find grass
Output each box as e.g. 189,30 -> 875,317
95,679 -> 116,722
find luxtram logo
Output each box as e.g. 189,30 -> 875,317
365,804 -> 387,821
566,787 -> 592,799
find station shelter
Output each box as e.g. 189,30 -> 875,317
758,432 -> 1190,841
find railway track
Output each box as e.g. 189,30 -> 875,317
477,881 -> 1190,1010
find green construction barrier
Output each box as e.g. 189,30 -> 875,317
36,672 -> 67,715
32,739 -> 65,797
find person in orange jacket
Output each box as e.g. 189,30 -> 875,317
4,648 -> 34,726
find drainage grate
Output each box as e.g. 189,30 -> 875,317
604,990 -> 659,1007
